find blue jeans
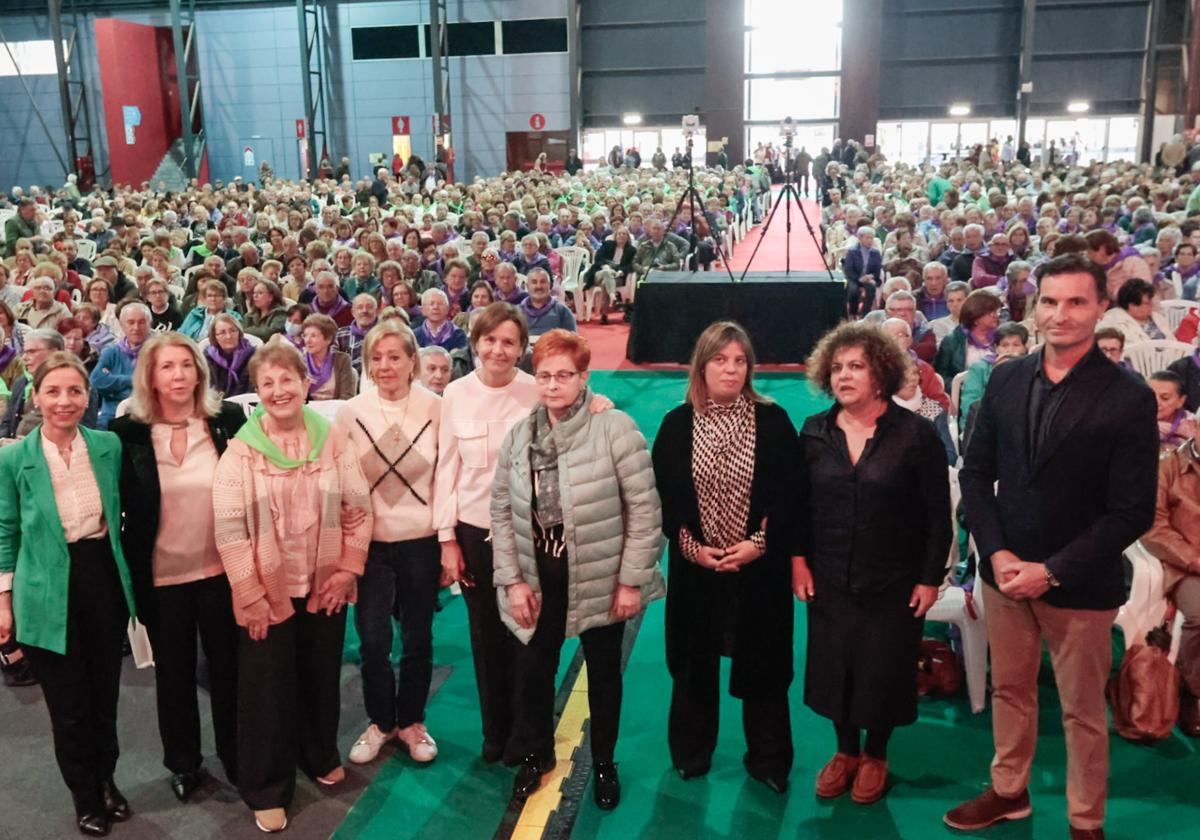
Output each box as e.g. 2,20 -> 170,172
355,536 -> 441,731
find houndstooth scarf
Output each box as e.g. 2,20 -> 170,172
691,397 -> 756,549
529,390 -> 587,529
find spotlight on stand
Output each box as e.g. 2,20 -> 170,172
779,116 -> 797,139
681,113 -> 700,138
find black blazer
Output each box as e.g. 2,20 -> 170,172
798,401 -> 951,595
961,346 -> 1158,610
651,400 -> 799,698
110,402 -> 247,626
593,240 -> 636,275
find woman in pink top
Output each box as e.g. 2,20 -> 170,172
213,342 -> 373,834
434,302 -> 611,765
110,333 -> 248,804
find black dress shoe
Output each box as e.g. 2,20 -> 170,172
676,763 -> 710,781
755,773 -> 789,795
76,812 -> 110,837
101,779 -> 130,822
2,656 -> 37,687
512,754 -> 556,799
171,768 -> 208,802
593,761 -> 620,810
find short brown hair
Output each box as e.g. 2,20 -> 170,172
532,328 -> 590,371
302,312 -> 338,343
201,279 -> 228,300
248,340 -> 306,387
807,321 -> 908,400
1084,228 -> 1120,257
959,289 -> 1004,330
1094,326 -> 1125,349
685,321 -> 769,412
469,301 -> 529,349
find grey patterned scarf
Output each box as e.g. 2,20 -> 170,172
529,390 -> 588,528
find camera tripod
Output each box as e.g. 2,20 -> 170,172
738,135 -> 835,281
644,135 -> 737,283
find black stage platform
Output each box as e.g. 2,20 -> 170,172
626,270 -> 846,364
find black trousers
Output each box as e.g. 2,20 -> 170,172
145,574 -> 238,779
668,657 -> 793,779
797,172 -> 810,195
236,599 -> 345,811
24,539 -> 129,815
457,522 -> 515,758
509,547 -> 625,763
846,278 -> 877,317
355,536 -> 440,731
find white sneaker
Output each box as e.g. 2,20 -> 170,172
348,723 -> 394,765
397,723 -> 438,763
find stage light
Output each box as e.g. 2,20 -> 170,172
1067,100 -> 1090,113
622,113 -> 643,125
948,103 -> 971,117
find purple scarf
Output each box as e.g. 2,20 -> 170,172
962,324 -> 995,350
495,284 -> 527,304
116,337 -> 142,363
312,294 -> 349,319
418,319 -> 455,347
520,297 -> 555,320
206,338 -> 254,389
0,341 -> 15,371
305,349 -> 334,395
1102,245 -> 1143,272
350,319 -> 375,340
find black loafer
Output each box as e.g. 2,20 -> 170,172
512,754 -> 556,799
101,779 -> 130,822
170,768 -> 208,802
76,812 -> 110,837
593,761 -> 620,810
756,773 -> 789,795
676,763 -> 710,781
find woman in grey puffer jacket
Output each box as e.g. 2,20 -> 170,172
490,329 -> 664,811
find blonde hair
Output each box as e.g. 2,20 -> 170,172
362,320 -> 421,383
684,321 -> 769,413
127,332 -> 222,423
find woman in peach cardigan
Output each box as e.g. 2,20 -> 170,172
213,341 -> 372,834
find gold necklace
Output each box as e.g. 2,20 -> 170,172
377,388 -> 411,444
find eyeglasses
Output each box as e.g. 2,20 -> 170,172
214,329 -> 240,339
535,371 -> 580,385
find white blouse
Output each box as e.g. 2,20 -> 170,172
41,431 -> 107,543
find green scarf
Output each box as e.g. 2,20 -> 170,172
235,405 -> 330,469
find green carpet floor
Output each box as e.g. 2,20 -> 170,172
334,371 -> 1200,840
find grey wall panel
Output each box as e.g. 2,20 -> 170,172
1032,6 -> 1148,53
583,72 -> 705,120
886,0 -> 1020,10
880,62 -> 1016,111
1032,55 -> 1145,105
580,0 -> 703,24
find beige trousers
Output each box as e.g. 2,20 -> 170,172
983,583 -> 1117,830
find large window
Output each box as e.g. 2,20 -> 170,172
0,40 -> 62,76
744,0 -> 842,152
580,127 -> 708,168
876,116 -> 1142,165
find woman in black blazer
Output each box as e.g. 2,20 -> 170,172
651,321 -> 800,794
794,322 -> 951,805
582,226 -> 636,324
109,332 -> 247,803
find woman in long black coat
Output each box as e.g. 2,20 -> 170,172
793,322 -> 951,805
651,321 -> 800,795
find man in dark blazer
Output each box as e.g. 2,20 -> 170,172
947,254 -> 1158,840
841,226 -> 882,317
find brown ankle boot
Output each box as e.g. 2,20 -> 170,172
944,787 -> 1032,830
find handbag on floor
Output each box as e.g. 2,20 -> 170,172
917,638 -> 963,697
1108,603 -> 1179,743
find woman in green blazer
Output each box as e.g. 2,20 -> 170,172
0,351 -> 138,838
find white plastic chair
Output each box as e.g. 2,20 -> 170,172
925,467 -> 989,713
225,393 -> 260,416
1161,299 -> 1200,333
1122,339 -> 1193,379
555,246 -> 590,319
75,239 -> 96,261
0,209 -> 15,227
306,398 -> 346,422
1118,541 -> 1185,662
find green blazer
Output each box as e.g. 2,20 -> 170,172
0,426 -> 137,654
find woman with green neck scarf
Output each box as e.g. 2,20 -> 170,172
212,341 -> 373,835
490,329 -> 664,809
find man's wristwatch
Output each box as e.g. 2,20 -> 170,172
1045,567 -> 1061,588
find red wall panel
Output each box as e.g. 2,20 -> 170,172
95,18 -> 181,187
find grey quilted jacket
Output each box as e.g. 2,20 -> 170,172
490,396 -> 665,644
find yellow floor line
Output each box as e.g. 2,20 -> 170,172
513,662 -> 592,834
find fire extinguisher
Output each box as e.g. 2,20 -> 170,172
75,156 -> 95,193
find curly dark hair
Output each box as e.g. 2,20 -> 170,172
806,321 -> 908,400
